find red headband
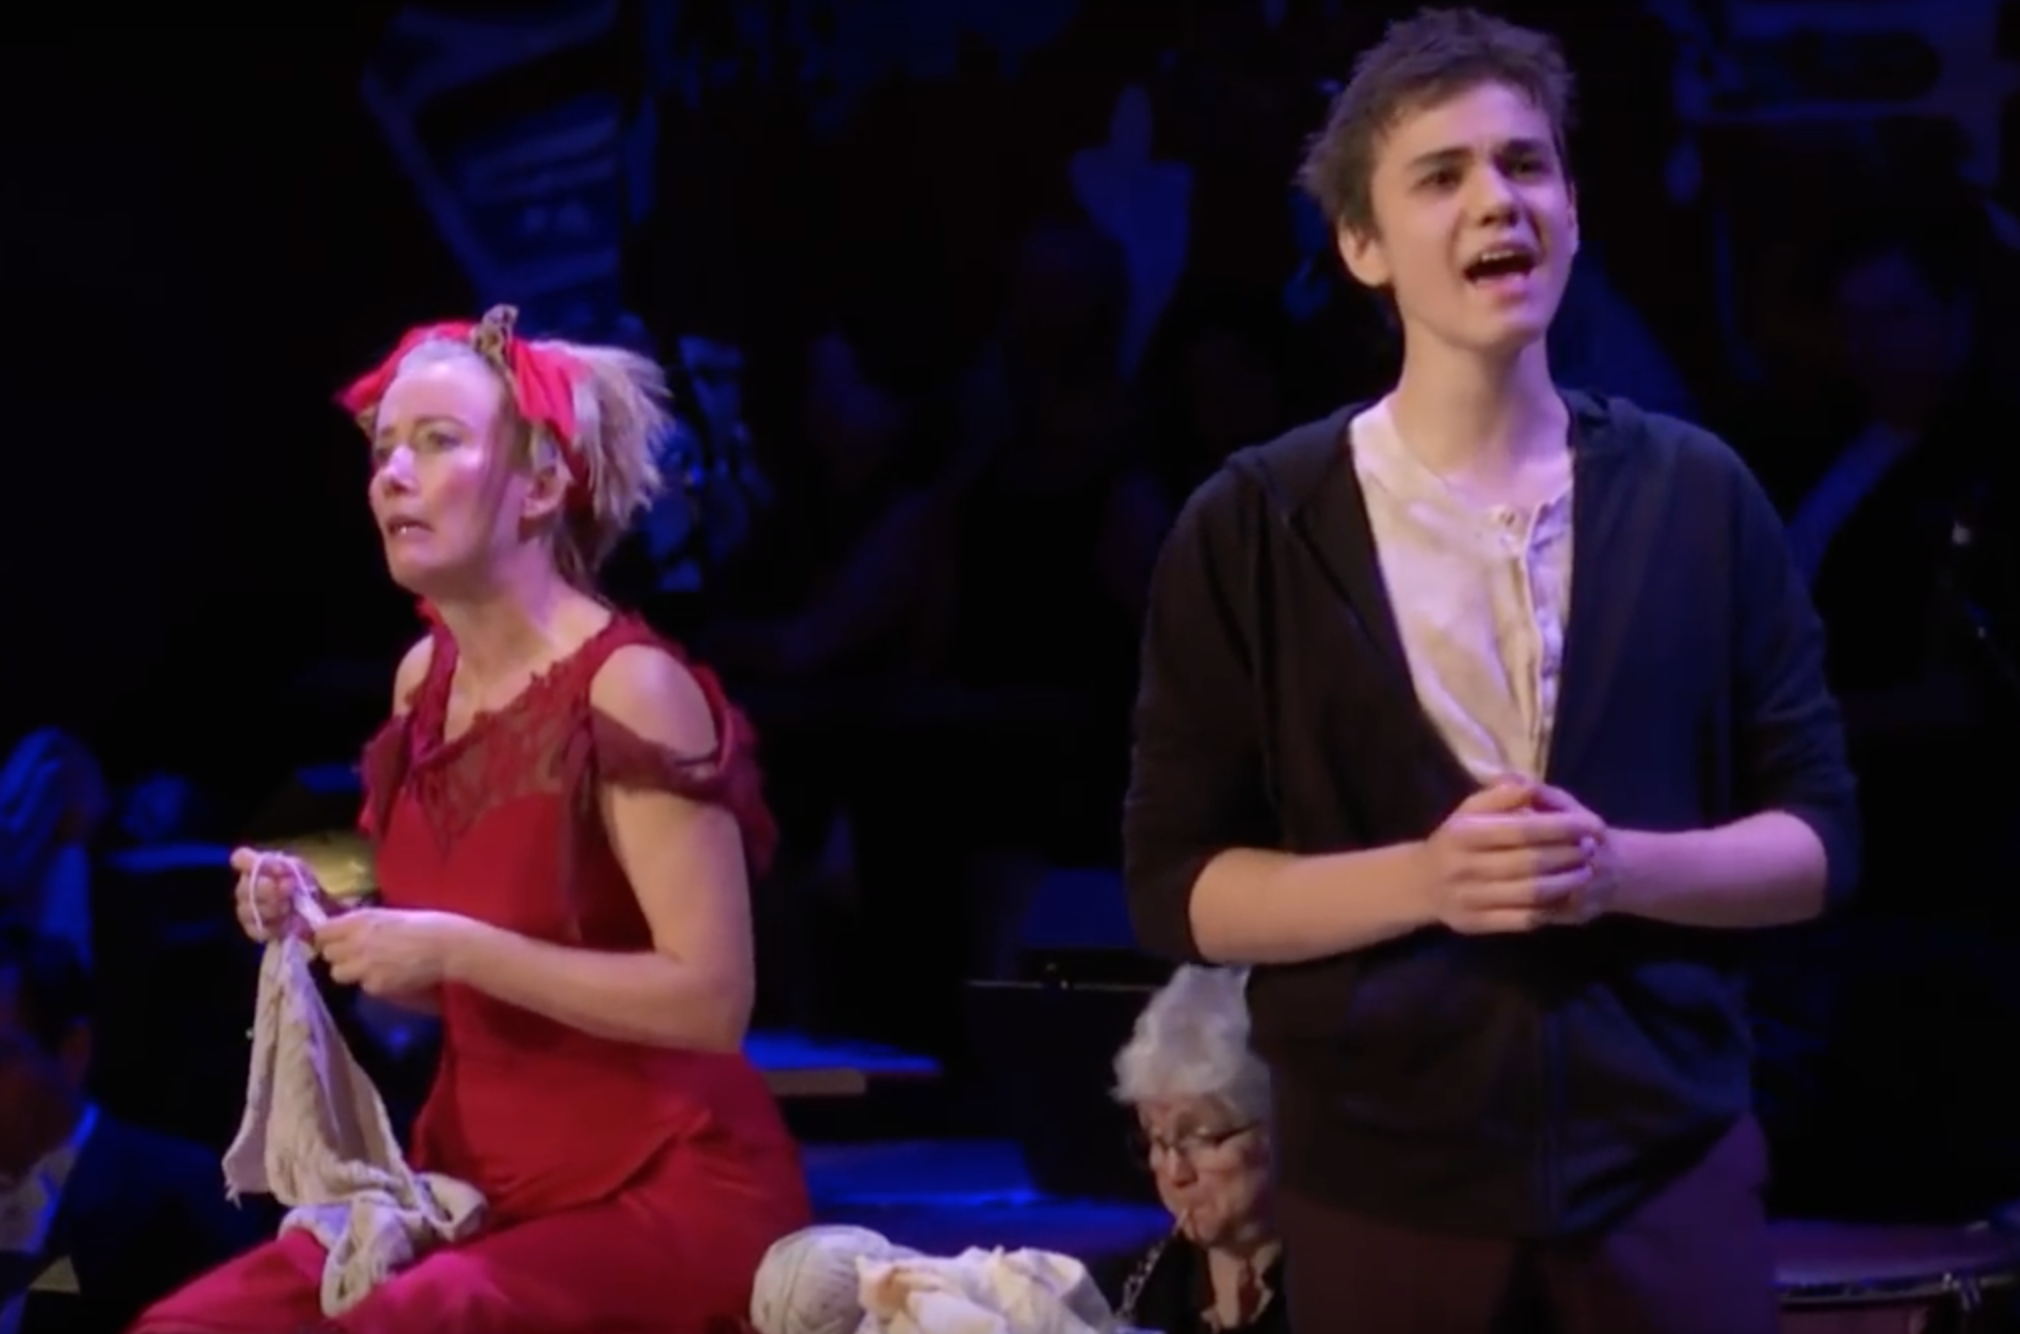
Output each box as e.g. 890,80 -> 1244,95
339,304 -> 592,510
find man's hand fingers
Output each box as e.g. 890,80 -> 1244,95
1448,812 -> 1600,851
1532,868 -> 1593,905
1456,780 -> 1536,815
1452,906 -> 1553,935
1456,865 -> 1592,911
1526,783 -> 1584,813
1458,845 -> 1592,884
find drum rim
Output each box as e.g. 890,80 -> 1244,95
1774,1222 -> 2020,1307
1778,1261 -> 2020,1306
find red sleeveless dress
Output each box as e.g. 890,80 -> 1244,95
133,615 -> 812,1334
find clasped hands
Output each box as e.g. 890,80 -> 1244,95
230,846 -> 466,995
1421,778 -> 1618,934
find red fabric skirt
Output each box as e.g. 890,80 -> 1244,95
128,1134 -> 808,1334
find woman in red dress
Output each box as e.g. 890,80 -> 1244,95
133,305 -> 811,1333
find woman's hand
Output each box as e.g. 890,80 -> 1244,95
230,847 -> 333,943
314,907 -> 473,998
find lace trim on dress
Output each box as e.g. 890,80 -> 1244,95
355,615 -> 776,877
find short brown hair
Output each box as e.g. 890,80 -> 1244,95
1297,8 -> 1575,237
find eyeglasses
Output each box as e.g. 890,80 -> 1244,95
1129,1122 -> 1258,1170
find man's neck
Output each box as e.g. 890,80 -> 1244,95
1387,339 -> 1565,483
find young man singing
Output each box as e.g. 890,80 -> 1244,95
1122,10 -> 1858,1332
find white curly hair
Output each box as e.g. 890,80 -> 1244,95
1112,965 -> 1270,1123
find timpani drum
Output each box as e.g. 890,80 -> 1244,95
1774,1220 -> 2020,1333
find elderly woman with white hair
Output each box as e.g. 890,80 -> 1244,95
1105,964 -> 1287,1334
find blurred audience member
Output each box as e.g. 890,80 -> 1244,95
87,833 -> 253,1155
0,926 -> 258,1334
1783,198 -> 2015,920
908,218 -> 1171,1042
700,324 -> 960,1036
1105,966 -> 1283,1334
1144,288 -> 1289,497
1070,82 -> 1194,380
1706,136 -> 1875,502
0,730 -> 107,970
951,217 -> 1169,726
676,326 -> 775,577
1748,194 -> 2020,1224
1547,244 -> 1695,417
113,772 -> 222,850
704,326 -> 954,688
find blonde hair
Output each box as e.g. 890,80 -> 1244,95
371,307 -> 673,589
1112,965 -> 1270,1123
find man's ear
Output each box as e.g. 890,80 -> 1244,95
1337,222 -> 1391,290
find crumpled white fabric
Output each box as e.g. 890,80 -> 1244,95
223,925 -> 486,1315
856,1246 -> 1114,1334
748,1224 -> 1115,1334
751,1225 -> 919,1334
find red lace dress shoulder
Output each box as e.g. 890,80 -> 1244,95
359,615 -> 777,885
583,646 -> 780,875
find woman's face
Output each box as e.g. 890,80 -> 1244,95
367,355 -> 551,596
1136,1096 -> 1270,1249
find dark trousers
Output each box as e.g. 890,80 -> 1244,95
1278,1116 -> 1779,1334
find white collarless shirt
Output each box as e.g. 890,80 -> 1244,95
1350,402 -> 1575,782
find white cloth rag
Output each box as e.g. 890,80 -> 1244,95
223,928 -> 486,1315
855,1246 -> 1115,1334
751,1227 -> 1117,1334
750,1225 -> 920,1334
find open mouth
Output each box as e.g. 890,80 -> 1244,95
1463,247 -> 1539,285
385,519 -> 430,539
